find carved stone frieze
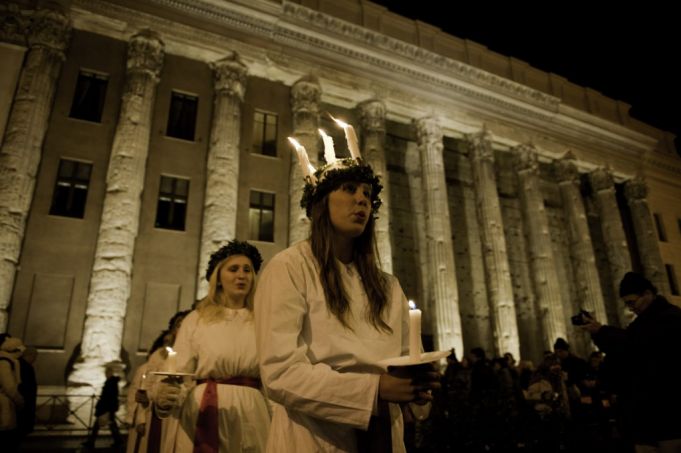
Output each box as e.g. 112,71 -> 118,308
211,51 -> 248,101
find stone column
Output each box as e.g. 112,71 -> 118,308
0,6 -> 70,332
359,99 -> 392,273
514,144 -> 567,347
288,75 -> 320,245
68,30 -> 164,391
466,130 -> 520,358
0,3 -> 30,142
414,117 -> 462,353
624,177 -> 670,294
589,168 -> 634,326
195,53 -> 247,299
554,154 -> 607,323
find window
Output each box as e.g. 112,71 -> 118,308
166,92 -> 198,141
49,159 -> 92,218
249,191 -> 275,242
252,111 -> 278,156
69,70 -> 108,122
666,264 -> 680,296
653,213 -> 667,242
155,176 -> 189,231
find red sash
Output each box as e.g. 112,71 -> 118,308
193,377 -> 262,453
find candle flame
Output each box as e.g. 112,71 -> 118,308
331,115 -> 349,129
408,300 -> 417,310
165,346 -> 176,355
287,136 -> 302,150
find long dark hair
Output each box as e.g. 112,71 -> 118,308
310,194 -> 391,332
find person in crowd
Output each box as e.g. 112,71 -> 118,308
0,334 -> 25,451
581,271 -> 681,453
17,345 -> 37,440
84,361 -> 124,450
127,310 -> 189,453
552,337 -> 587,389
156,241 -> 270,452
255,133 -> 440,452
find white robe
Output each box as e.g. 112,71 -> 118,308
171,308 -> 270,453
255,241 -> 409,452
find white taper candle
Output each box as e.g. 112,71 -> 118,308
408,300 -> 422,360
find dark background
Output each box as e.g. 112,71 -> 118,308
370,1 -> 680,156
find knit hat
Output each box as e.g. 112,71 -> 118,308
618,271 -> 657,297
288,117 -> 382,218
205,240 -> 263,281
553,338 -> 570,351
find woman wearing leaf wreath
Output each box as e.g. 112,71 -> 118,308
255,127 -> 439,452
156,241 -> 270,452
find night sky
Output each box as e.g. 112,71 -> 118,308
370,1 -> 680,156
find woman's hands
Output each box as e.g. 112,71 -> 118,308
378,363 -> 441,404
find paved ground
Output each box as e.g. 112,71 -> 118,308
20,433 -> 126,452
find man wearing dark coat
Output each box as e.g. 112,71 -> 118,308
581,272 -> 681,452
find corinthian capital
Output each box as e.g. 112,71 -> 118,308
0,3 -> 30,46
554,152 -> 579,184
211,52 -> 248,101
291,75 -> 321,115
414,117 -> 442,151
624,176 -> 648,200
27,5 -> 71,55
589,167 -> 614,192
126,29 -> 164,79
513,143 -> 539,173
359,99 -> 386,133
466,129 -> 494,163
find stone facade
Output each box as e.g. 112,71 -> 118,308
1,0 -> 680,394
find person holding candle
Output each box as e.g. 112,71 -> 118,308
255,124 -> 439,452
155,241 -> 270,452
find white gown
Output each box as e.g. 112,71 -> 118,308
254,241 -> 409,452
171,308 -> 270,453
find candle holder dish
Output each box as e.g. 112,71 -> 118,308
378,350 -> 450,367
150,371 -> 196,377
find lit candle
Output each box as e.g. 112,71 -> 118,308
318,129 -> 336,165
287,137 -> 316,181
165,346 -> 177,373
331,116 -> 361,161
408,300 -> 422,360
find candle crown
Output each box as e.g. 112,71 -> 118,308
289,118 -> 383,219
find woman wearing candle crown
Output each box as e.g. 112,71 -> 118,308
155,240 -> 270,452
255,127 -> 440,452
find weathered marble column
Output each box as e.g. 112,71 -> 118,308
359,99 -> 392,273
514,144 -> 567,347
0,6 -> 70,332
288,75 -> 320,245
624,177 -> 670,294
196,53 -> 247,299
466,130 -> 519,358
554,154 -> 607,323
414,117 -> 462,353
589,168 -> 634,326
0,3 -> 30,142
68,30 -> 164,391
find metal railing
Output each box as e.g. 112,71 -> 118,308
33,393 -> 126,434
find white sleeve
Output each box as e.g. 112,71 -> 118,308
255,255 -> 379,430
173,311 -> 198,374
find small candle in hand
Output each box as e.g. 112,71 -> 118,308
165,346 -> 177,373
408,300 -> 422,360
